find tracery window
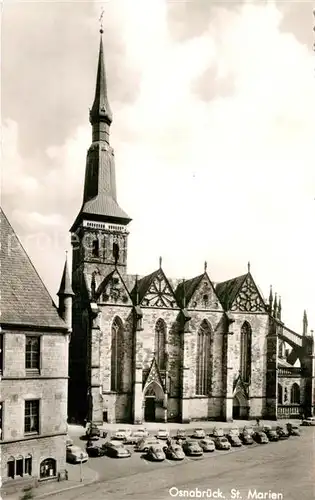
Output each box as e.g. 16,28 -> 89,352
240,322 -> 252,383
155,319 -> 166,370
196,320 -> 212,396
290,383 -> 300,404
111,316 -> 123,392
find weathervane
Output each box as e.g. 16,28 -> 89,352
99,7 -> 104,34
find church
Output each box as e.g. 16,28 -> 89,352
68,31 -> 315,425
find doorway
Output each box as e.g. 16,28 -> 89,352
144,397 -> 156,421
233,392 -> 249,419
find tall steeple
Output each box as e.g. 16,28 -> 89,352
71,29 -> 131,233
57,253 -> 74,331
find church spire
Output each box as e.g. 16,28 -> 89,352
89,30 -> 113,143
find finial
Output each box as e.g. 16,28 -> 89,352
182,278 -> 186,309
135,274 -> 139,306
204,261 -> 207,273
273,293 -> 277,316
278,296 -> 282,320
159,256 -> 162,269
247,261 -> 250,273
99,7 -> 104,34
303,309 -> 308,335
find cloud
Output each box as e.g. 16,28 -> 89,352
1,0 -> 314,332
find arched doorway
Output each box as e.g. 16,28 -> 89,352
233,392 -> 249,419
144,382 -> 164,422
40,458 -> 56,479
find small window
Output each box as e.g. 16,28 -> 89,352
7,457 -> 15,479
25,455 -> 32,475
26,336 -> 40,370
16,456 -> 23,477
113,242 -> 119,263
25,400 -> 39,434
92,239 -> 99,257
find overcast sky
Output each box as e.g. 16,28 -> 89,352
1,0 -> 314,333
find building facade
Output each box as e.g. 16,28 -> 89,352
68,33 -> 315,425
0,209 -> 72,489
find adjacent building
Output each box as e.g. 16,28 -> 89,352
66,32 -> 314,425
0,209 -> 73,488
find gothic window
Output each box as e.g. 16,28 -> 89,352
290,383 -> 300,404
111,317 -> 124,392
278,340 -> 285,359
92,239 -> 99,258
278,383 -> 283,404
113,242 -> 119,264
196,320 -> 212,396
240,322 -> 252,384
155,319 -> 166,371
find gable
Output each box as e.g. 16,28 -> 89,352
140,269 -> 177,308
187,273 -> 223,311
0,208 -> 66,329
96,269 -> 132,306
230,274 -> 266,313
143,357 -> 165,392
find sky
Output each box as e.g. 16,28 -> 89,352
1,0 -> 314,334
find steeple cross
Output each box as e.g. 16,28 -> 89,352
99,8 -> 104,34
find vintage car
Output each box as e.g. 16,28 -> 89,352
286,423 -> 300,436
175,429 -> 187,442
102,441 -> 131,458
264,428 -> 279,442
124,430 -> 149,445
301,417 -> 315,426
165,443 -> 185,460
276,426 -> 289,439
112,428 -> 131,440
214,436 -> 231,450
86,424 -> 101,439
226,434 -> 242,447
182,440 -> 203,456
199,438 -> 215,452
239,428 -> 254,445
135,438 -> 162,452
212,427 -> 224,438
66,445 -> 89,464
227,427 -> 240,437
191,428 -> 206,439
156,429 -> 170,440
146,445 -> 166,462
253,431 -> 269,444
86,440 -> 106,457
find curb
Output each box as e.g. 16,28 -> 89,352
34,479 -> 96,499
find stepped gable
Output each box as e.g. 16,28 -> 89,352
0,208 -> 66,329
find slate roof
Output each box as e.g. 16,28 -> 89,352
131,270 -> 159,304
175,274 -> 204,307
71,194 -> 131,231
0,208 -> 66,329
57,259 -> 74,296
215,274 -> 247,310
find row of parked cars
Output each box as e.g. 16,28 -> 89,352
66,421 -> 301,464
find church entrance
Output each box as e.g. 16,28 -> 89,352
233,392 -> 249,420
144,397 -> 156,422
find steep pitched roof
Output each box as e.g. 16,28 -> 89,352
215,274 -> 247,310
175,274 -> 204,307
0,208 -> 66,329
57,257 -> 74,296
130,268 -> 178,307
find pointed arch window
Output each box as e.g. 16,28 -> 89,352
196,320 -> 212,396
111,317 -> 124,392
290,383 -> 300,404
155,319 -> 166,371
240,322 -> 252,384
278,383 -> 283,405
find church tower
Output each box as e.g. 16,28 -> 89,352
70,29 -> 131,283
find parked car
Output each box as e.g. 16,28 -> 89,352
212,427 -> 224,437
124,430 -> 149,445
191,428 -> 206,439
165,443 -> 185,460
156,429 -> 169,440
301,417 -> 315,426
226,434 -> 242,447
66,445 -> 89,464
113,429 -> 131,441
102,441 -> 131,458
175,429 -> 187,441
253,431 -> 269,444
135,438 -> 161,452
276,426 -> 289,440
146,445 -> 166,462
199,438 -> 215,452
66,435 -> 73,447
86,424 -> 101,439
214,436 -> 231,450
240,432 -> 254,445
264,428 -> 279,442
182,440 -> 203,456
227,427 -> 240,437
86,440 -> 106,457
286,423 -> 300,436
